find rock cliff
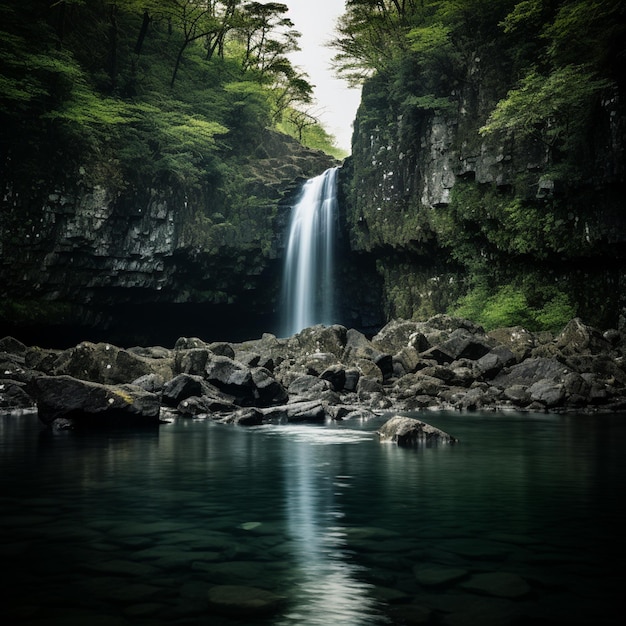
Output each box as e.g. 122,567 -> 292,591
339,71 -> 626,330
1,130 -> 337,346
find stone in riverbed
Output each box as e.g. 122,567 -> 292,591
378,415 -> 457,446
460,571 -> 531,598
413,565 -> 468,587
207,584 -> 285,617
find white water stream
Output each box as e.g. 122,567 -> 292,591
282,167 -> 339,337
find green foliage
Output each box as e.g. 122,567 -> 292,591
429,180 -> 596,265
278,108 -> 347,160
0,0 -> 324,191
451,281 -> 575,332
480,65 -> 610,155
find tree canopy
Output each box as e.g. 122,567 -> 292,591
333,0 -> 625,162
0,0 -> 341,190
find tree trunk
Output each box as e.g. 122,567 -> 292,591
134,10 -> 151,55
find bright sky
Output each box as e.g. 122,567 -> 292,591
274,0 -> 362,152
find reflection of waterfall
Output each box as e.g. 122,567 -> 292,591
281,167 -> 339,337
277,427 -> 387,626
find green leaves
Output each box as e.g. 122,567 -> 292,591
480,65 -> 610,151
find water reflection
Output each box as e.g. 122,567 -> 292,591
277,425 -> 388,625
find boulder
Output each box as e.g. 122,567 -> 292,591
174,337 -> 209,350
284,400 -> 327,422
392,346 -> 422,376
492,357 -> 573,388
35,375 -> 160,428
417,314 -> 484,346
555,318 -> 612,356
343,330 -> 392,379
217,408 -> 265,426
162,374 -> 223,407
250,367 -> 288,406
372,319 -> 430,353
378,415 -> 457,446
0,336 -> 27,354
131,373 -> 165,393
475,346 -> 517,380
0,379 -> 35,408
207,342 -> 236,359
24,347 -> 61,374
287,325 -> 347,358
320,363 -> 347,391
53,342 -> 174,384
174,348 -> 211,376
287,374 -> 334,399
487,326 -> 536,361
528,380 -> 566,408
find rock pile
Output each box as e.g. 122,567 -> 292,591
1,315 -> 625,429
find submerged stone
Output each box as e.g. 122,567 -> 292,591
460,572 -> 531,598
207,584 -> 285,617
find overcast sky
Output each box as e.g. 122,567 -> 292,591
274,0 -> 362,152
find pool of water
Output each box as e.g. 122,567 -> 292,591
1,410 -> 624,625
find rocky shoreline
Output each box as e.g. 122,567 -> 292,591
2,315 -> 626,431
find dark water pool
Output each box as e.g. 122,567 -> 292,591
0,410 -> 624,625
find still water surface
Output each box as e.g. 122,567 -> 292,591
0,410 -> 624,625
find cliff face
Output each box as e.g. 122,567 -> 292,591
340,71 -> 626,330
0,131 -> 337,346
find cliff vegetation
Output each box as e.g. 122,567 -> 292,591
335,0 -> 626,332
0,1 -> 340,344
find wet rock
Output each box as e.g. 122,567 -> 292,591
503,384 -> 532,407
320,364 -> 347,391
435,328 -> 494,362
162,374 -> 223,407
492,357 -> 573,388
177,394 -> 235,415
284,400 -> 327,422
207,342 -> 236,359
24,347 -> 61,374
0,336 -> 27,355
53,342 -> 174,384
555,318 -> 612,356
378,415 -> 457,446
287,324 -> 347,358
488,326 -> 537,361
287,374 -> 333,399
131,373 -> 165,393
0,379 -> 35,408
250,367 -> 288,406
174,348 -> 211,376
372,319 -> 430,353
174,337 -> 209,350
528,379 -> 566,408
35,375 -> 160,428
217,408 -> 264,425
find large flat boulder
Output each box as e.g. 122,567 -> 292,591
35,375 -> 161,428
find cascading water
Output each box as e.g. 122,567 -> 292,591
281,166 -> 339,337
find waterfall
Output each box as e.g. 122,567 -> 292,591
281,167 -> 339,337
